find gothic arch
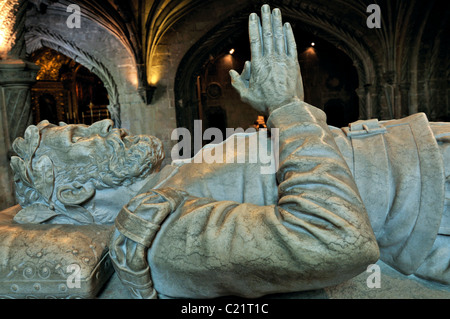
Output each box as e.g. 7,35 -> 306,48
25,26 -> 122,127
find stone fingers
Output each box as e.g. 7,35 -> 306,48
241,61 -> 251,81
284,22 -> 298,60
261,4 -> 273,56
229,69 -> 248,97
249,12 -> 262,60
250,5 -> 289,58
272,8 -> 286,56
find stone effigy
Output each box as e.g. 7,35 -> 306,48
2,5 -> 450,298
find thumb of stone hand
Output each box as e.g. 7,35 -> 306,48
230,61 -> 267,113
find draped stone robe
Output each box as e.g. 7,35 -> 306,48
109,101 -> 449,299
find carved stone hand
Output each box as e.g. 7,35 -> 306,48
230,5 -> 304,115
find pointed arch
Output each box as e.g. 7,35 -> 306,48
25,26 -> 122,127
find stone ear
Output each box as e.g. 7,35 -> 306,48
56,182 -> 95,206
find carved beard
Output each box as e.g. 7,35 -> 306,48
99,129 -> 164,187
80,131 -> 164,224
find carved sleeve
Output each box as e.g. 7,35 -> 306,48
109,101 -> 379,299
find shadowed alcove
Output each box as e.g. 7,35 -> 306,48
30,47 -> 111,125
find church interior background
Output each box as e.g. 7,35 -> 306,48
0,0 -> 448,210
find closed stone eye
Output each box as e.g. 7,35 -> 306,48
71,135 -> 82,143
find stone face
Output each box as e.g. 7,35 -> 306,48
9,119 -> 164,225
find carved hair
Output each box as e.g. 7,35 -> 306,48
10,120 -> 164,213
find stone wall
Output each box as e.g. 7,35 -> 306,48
0,87 -> 14,209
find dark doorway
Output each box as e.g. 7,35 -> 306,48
37,93 -> 58,124
30,47 -> 110,125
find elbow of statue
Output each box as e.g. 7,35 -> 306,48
368,237 -> 381,264
343,234 -> 380,280
338,209 -> 381,278
315,227 -> 380,286
361,237 -> 380,264
361,220 -> 381,264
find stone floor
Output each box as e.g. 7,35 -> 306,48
97,260 -> 450,299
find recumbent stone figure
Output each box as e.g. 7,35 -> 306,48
7,5 -> 450,298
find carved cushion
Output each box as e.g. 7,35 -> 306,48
0,205 -> 115,299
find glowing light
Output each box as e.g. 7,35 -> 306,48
129,73 -> 139,88
0,0 -> 19,59
305,47 -> 316,55
311,42 -> 315,47
229,48 -> 235,55
302,47 -> 318,61
223,54 -> 233,67
147,65 -> 163,86
149,73 -> 160,86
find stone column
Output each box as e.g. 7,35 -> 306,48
0,58 -> 39,210
356,84 -> 376,120
382,71 -> 396,119
399,82 -> 411,118
355,86 -> 367,120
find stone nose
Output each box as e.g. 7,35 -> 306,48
89,119 -> 114,136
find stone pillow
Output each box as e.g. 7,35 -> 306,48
0,205 -> 114,299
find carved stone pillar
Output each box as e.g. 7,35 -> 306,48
382,71 -> 396,119
0,59 -> 40,142
356,84 -> 376,120
399,82 -> 411,118
355,86 -> 367,120
0,58 -> 39,209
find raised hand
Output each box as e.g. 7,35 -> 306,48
230,5 -> 304,115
